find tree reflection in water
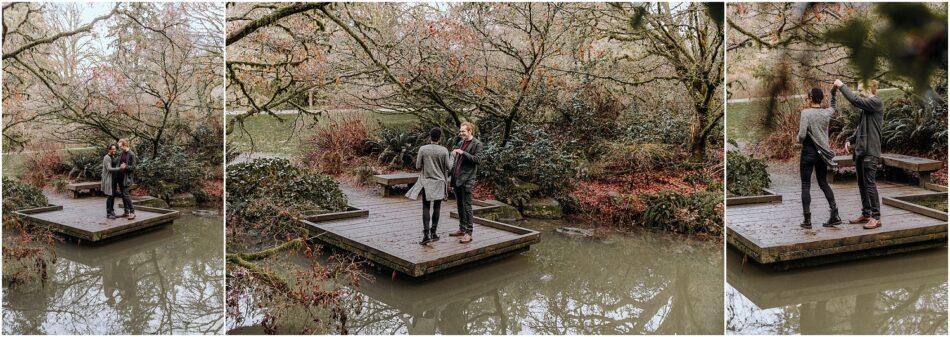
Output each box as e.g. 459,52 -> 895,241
2,212 -> 224,334
726,248 -> 948,335
229,219 -> 724,334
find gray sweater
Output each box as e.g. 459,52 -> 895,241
839,85 -> 884,157
798,90 -> 837,165
406,144 -> 453,201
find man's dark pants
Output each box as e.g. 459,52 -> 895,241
453,185 -> 473,234
113,176 -> 135,215
854,154 -> 881,219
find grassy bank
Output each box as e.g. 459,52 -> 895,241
3,147 -> 97,178
727,88 -> 901,143
226,111 -> 418,155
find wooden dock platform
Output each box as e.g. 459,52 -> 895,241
299,184 -> 540,277
15,192 -> 180,242
727,165 -> 947,267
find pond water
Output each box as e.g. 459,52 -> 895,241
228,219 -> 724,334
726,247 -> 948,335
2,209 -> 224,335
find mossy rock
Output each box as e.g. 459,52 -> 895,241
475,200 -> 522,221
522,197 -> 563,219
167,193 -> 198,207
131,196 -> 169,208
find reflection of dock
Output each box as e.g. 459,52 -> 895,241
53,223 -> 178,266
727,247 -> 947,309
727,167 -> 947,267
300,185 -> 540,277
357,253 -> 538,314
15,194 -> 179,242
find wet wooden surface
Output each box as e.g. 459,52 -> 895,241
16,192 -> 179,242
299,184 -> 540,277
727,164 -> 947,264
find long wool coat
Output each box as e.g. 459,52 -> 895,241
101,154 -> 119,196
406,144 -> 453,201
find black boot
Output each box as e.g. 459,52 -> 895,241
823,208 -> 842,227
800,212 -> 812,229
419,233 -> 431,245
429,229 -> 440,242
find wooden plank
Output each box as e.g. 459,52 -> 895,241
882,153 -> 942,172
305,207 -> 369,222
882,193 -> 947,221
372,173 -> 418,186
66,181 -> 101,191
725,188 -> 782,206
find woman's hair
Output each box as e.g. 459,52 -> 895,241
429,127 -> 442,142
809,88 -> 824,105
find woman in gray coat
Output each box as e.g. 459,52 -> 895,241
406,128 -> 453,245
101,144 -> 120,219
797,87 -> 841,229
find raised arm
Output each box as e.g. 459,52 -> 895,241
829,87 -> 837,113
839,85 -> 879,113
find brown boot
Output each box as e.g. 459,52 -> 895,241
849,215 -> 871,224
459,234 -> 472,244
448,230 -> 465,237
863,218 -> 882,229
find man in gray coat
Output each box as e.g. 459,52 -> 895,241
102,144 -> 121,219
115,138 -> 137,219
834,79 -> 884,229
449,122 -> 482,244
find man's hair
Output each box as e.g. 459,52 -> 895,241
118,138 -> 129,147
460,121 -> 475,134
859,80 -> 879,96
429,127 -> 442,142
809,88 -> 824,105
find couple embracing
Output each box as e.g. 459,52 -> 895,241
405,122 -> 481,246
101,138 -> 137,220
798,79 -> 883,230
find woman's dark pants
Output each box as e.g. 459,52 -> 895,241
801,140 -> 837,214
421,190 -> 441,236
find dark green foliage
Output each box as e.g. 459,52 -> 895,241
726,150 -> 770,196
639,190 -> 723,236
365,126 -> 423,170
622,107 -> 691,145
553,88 -> 623,158
187,123 -> 225,166
480,126 -> 578,201
2,177 -> 48,212
135,146 -> 205,200
881,92 -> 948,158
227,158 -> 347,212
64,148 -> 103,182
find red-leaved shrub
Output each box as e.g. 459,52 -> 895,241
303,118 -> 369,175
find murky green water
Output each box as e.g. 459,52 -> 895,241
228,219 -> 724,334
2,210 -> 224,335
726,248 -> 948,335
